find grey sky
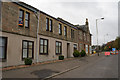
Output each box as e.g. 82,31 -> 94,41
20,0 -> 118,45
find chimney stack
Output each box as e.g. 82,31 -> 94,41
85,18 -> 89,25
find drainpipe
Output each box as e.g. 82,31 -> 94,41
34,11 -> 40,63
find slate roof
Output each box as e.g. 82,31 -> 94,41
57,17 -> 78,29
75,25 -> 88,32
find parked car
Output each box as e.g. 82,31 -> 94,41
110,50 -> 118,55
110,51 -> 115,55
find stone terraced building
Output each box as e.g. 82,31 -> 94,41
0,1 -> 92,67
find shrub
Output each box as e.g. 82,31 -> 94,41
73,50 -> 80,57
80,50 -> 86,57
24,58 -> 32,65
59,55 -> 64,60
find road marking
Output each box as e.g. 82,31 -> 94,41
42,65 -> 81,80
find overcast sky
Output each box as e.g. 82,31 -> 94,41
20,0 -> 119,45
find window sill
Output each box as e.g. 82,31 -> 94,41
22,58 -> 33,61
0,59 -> 7,62
25,27 -> 29,29
56,53 -> 62,55
40,53 -> 48,55
18,25 -> 24,27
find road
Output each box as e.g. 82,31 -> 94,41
53,54 -> 118,78
2,53 -> 118,79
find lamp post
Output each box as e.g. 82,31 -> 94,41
96,18 -> 104,56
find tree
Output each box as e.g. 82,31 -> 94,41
112,37 -> 120,50
102,36 -> 120,51
104,46 -> 109,51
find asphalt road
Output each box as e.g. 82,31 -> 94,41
2,53 -> 118,79
53,54 -> 118,78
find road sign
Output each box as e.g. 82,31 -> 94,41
105,52 -> 110,56
112,48 -> 116,52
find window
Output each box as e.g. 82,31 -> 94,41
50,19 -> 53,32
46,18 -> 49,31
18,9 -> 30,28
40,38 -> 48,54
22,41 -> 34,59
71,29 -> 74,38
25,12 -> 30,28
87,34 -> 90,42
46,18 -> 53,32
79,31 -> 82,40
84,33 -> 86,41
80,43 -> 82,52
89,46 -> 92,54
0,37 -> 7,61
86,45 -> 88,54
56,41 -> 62,54
73,44 -> 77,51
59,23 -> 62,35
64,26 -> 67,36
19,9 -> 24,27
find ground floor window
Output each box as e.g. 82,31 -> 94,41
86,45 -> 88,54
22,40 -> 34,59
80,43 -> 82,52
0,37 -> 7,61
73,44 -> 77,51
40,38 -> 48,55
89,46 -> 92,54
56,41 -> 62,55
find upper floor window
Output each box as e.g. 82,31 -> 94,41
0,37 -> 7,62
87,34 -> 90,42
46,18 -> 53,32
71,29 -> 74,38
18,9 -> 30,28
49,19 -> 53,32
79,31 -> 82,40
84,32 -> 86,41
64,26 -> 67,36
25,12 -> 30,28
19,9 -> 24,27
59,23 -> 62,35
46,18 -> 49,31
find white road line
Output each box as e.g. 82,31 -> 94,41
42,65 -> 81,80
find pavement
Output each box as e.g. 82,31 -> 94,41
2,52 -> 118,79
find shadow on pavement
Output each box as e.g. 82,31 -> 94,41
31,69 -> 60,78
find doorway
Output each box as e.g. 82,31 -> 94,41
67,43 -> 70,58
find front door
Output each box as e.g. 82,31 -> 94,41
67,43 -> 70,58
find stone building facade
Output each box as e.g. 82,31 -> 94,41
0,1 -> 92,67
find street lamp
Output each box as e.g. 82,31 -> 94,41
96,18 -> 104,56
